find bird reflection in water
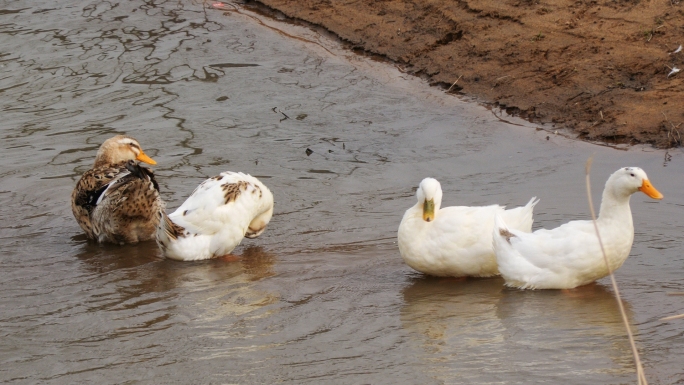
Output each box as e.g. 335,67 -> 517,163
400,275 -> 638,383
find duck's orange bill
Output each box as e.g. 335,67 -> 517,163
136,151 -> 157,165
423,199 -> 435,222
639,179 -> 663,200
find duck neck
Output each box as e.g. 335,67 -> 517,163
93,144 -> 120,167
411,202 -> 426,220
93,154 -> 115,168
597,187 -> 633,225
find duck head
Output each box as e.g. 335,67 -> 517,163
417,178 -> 443,222
605,167 -> 663,200
93,135 -> 156,167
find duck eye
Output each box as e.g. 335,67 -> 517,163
630,173 -> 635,177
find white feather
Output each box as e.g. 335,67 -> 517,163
668,66 -> 680,77
95,170 -> 131,205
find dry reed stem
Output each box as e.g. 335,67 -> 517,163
661,313 -> 684,321
585,157 -> 648,385
446,75 -> 462,92
661,293 -> 684,321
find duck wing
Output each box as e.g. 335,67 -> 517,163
71,162 -> 130,238
494,216 -> 601,288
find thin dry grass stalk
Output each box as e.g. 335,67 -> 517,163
585,157 -> 648,385
661,293 -> 684,320
661,313 -> 684,321
446,75 -> 462,93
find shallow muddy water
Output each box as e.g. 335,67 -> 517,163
0,1 -> 683,384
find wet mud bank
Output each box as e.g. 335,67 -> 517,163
250,0 -> 684,148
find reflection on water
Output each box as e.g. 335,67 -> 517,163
72,243 -> 279,319
2,241 -> 279,382
0,0 -> 683,383
401,278 -> 636,384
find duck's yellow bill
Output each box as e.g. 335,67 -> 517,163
136,151 -> 157,165
639,179 -> 663,200
423,199 -> 435,222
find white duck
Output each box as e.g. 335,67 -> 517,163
398,177 -> 538,277
156,172 -> 274,261
492,167 -> 663,290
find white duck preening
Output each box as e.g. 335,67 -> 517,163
493,167 -> 663,290
398,177 -> 539,277
156,172 -> 274,261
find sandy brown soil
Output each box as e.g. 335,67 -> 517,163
249,0 -> 684,148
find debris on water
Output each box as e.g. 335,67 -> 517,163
305,148 -> 313,156
328,149 -> 333,153
211,2 -> 236,11
296,113 -> 308,120
216,96 -> 229,101
446,74 -> 463,93
667,66 -> 680,78
272,107 -> 290,121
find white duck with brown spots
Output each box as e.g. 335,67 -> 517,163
156,171 -> 274,261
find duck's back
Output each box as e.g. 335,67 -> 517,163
169,172 -> 272,232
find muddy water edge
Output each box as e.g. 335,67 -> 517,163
0,1 -> 682,384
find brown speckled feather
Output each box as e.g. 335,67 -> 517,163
221,180 -> 248,204
160,211 -> 185,241
71,161 -> 162,244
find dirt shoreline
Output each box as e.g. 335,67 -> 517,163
247,0 -> 684,148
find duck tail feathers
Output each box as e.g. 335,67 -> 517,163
156,209 -> 185,255
162,211 -> 184,241
502,196 -> 538,232
494,213 -> 510,232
